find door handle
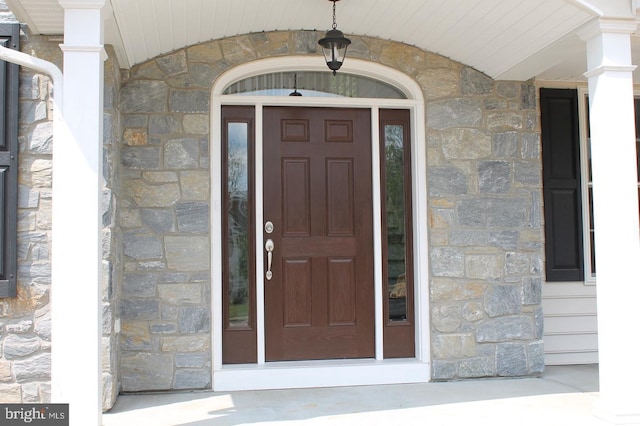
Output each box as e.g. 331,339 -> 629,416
265,239 -> 274,280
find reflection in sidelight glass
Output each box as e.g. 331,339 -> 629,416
227,122 -> 250,327
384,124 -> 407,321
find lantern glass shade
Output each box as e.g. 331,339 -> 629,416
319,28 -> 351,74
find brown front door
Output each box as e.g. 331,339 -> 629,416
263,107 -> 375,361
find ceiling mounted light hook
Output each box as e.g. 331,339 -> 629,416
318,0 -> 351,76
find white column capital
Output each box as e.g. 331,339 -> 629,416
57,0 -> 106,9
577,17 -> 638,42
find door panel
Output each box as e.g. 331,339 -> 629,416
264,107 -> 374,361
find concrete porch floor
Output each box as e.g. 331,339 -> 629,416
103,364 -> 605,425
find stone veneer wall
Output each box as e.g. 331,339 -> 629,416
117,30 -> 544,391
0,21 -> 121,409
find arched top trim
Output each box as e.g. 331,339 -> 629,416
212,56 -> 424,102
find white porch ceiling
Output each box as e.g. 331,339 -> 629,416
6,0 -> 640,81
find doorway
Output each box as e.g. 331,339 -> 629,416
211,56 -> 430,391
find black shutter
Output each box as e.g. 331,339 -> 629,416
0,23 -> 19,298
540,88 -> 584,282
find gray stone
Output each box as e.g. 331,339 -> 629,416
433,334 -> 475,358
150,115 -> 182,135
164,138 -> 200,168
530,192 -> 542,229
183,114 -> 210,135
169,90 -> 209,113
428,167 -> 467,197
121,80 -> 169,113
157,51 -> 188,76
189,64 -> 219,88
462,302 -> 484,322
485,285 -> 521,317
293,31 -> 318,54
158,283 -> 203,304
123,273 -> 158,297
493,132 -> 518,158
19,100 -> 47,123
459,357 -> 495,378
19,74 -> 40,99
18,185 -> 39,208
522,277 -> 542,305
173,368 -> 210,389
483,99 -> 506,110
127,179 -> 181,208
466,255 -> 504,280
431,247 -> 464,277
534,307 -> 544,339
121,146 -> 161,169
29,121 -> 53,154
176,202 -> 209,233
450,230 -> 487,246
461,67 -> 493,95
521,133 -> 539,159
476,316 -> 533,342
175,353 -> 207,368
159,272 -> 190,283
496,81 -> 519,100
5,321 -> 33,333
487,198 -> 528,228
120,299 -> 160,320
161,335 -> 209,352
121,353 -> 173,391
528,340 -> 545,374
178,306 -> 210,333
514,161 -> 539,185
34,311 -> 51,341
21,382 -> 40,403
440,129 -> 492,160
2,335 -> 40,359
150,323 -> 177,334
161,305 -> 180,321
506,252 -> 529,275
123,234 -> 163,260
457,199 -> 487,227
120,322 -> 152,351
141,208 -> 175,233
478,161 -> 511,194
431,360 -> 457,380
103,303 -> 113,335
489,231 -> 519,250
165,236 -> 209,271
123,114 -> 148,127
14,353 -> 51,382
427,98 -> 483,130
521,83 -> 536,109
179,171 -> 209,200
487,112 -> 523,130
432,303 -> 462,332
496,343 -> 528,376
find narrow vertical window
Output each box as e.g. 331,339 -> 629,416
222,106 -> 256,364
380,109 -> 414,358
227,122 -> 250,328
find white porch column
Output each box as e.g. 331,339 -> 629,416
582,19 -> 640,425
51,1 -> 107,425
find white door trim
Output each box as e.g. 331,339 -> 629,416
211,56 -> 430,391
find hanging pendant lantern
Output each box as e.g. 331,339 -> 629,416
318,0 -> 351,75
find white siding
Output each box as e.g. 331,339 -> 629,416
542,282 -> 598,365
